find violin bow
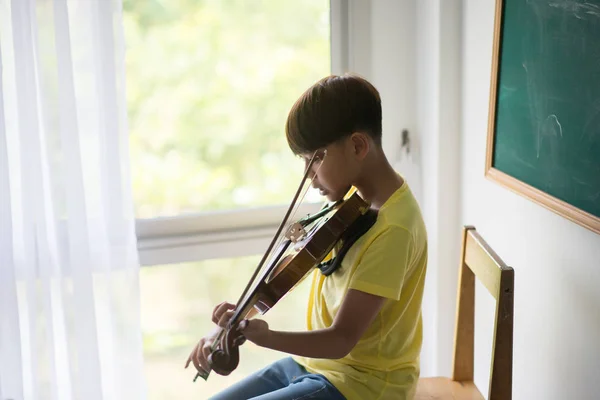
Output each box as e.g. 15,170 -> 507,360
194,150 -> 323,382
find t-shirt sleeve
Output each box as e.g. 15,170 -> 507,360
348,226 -> 413,301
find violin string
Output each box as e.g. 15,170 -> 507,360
231,150 -> 330,331
245,150 -> 329,296
227,151 -> 323,326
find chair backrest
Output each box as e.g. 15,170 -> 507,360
452,226 -> 514,400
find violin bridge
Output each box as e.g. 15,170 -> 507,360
285,222 -> 306,243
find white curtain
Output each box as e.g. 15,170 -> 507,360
0,0 -> 145,399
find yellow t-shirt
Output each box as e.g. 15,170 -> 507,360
293,180 -> 428,400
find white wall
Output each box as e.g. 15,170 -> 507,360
415,0 -> 463,378
341,0 -> 417,170
462,1 -> 600,398
346,0 -> 463,378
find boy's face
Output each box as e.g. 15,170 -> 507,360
300,136 -> 358,202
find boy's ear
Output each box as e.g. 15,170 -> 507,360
350,132 -> 370,160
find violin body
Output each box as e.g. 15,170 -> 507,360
254,191 -> 369,314
193,153 -> 370,382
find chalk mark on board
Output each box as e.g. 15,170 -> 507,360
537,114 -> 563,159
573,176 -> 589,187
549,1 -> 600,20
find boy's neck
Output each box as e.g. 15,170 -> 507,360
355,155 -> 404,210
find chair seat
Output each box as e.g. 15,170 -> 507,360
415,377 -> 484,400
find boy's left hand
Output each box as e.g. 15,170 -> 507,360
238,318 -> 270,346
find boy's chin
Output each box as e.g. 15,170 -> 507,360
324,185 -> 353,203
325,191 -> 346,203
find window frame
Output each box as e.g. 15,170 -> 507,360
136,202 -> 322,265
135,0 -> 350,266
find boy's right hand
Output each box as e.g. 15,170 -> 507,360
184,301 -> 237,374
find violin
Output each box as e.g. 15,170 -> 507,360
193,152 -> 370,382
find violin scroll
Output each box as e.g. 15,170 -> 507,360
214,321 -> 250,374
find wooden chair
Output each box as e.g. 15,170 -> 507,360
415,226 -> 514,400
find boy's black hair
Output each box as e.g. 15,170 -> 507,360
285,73 -> 382,155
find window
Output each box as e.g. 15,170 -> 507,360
123,1 -> 335,398
124,0 -> 331,219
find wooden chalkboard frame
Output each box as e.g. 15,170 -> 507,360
485,0 -> 600,235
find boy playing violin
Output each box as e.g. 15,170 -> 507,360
186,73 -> 428,400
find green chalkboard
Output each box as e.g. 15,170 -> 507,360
487,0 -> 600,234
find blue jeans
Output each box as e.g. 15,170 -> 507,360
208,357 -> 346,400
